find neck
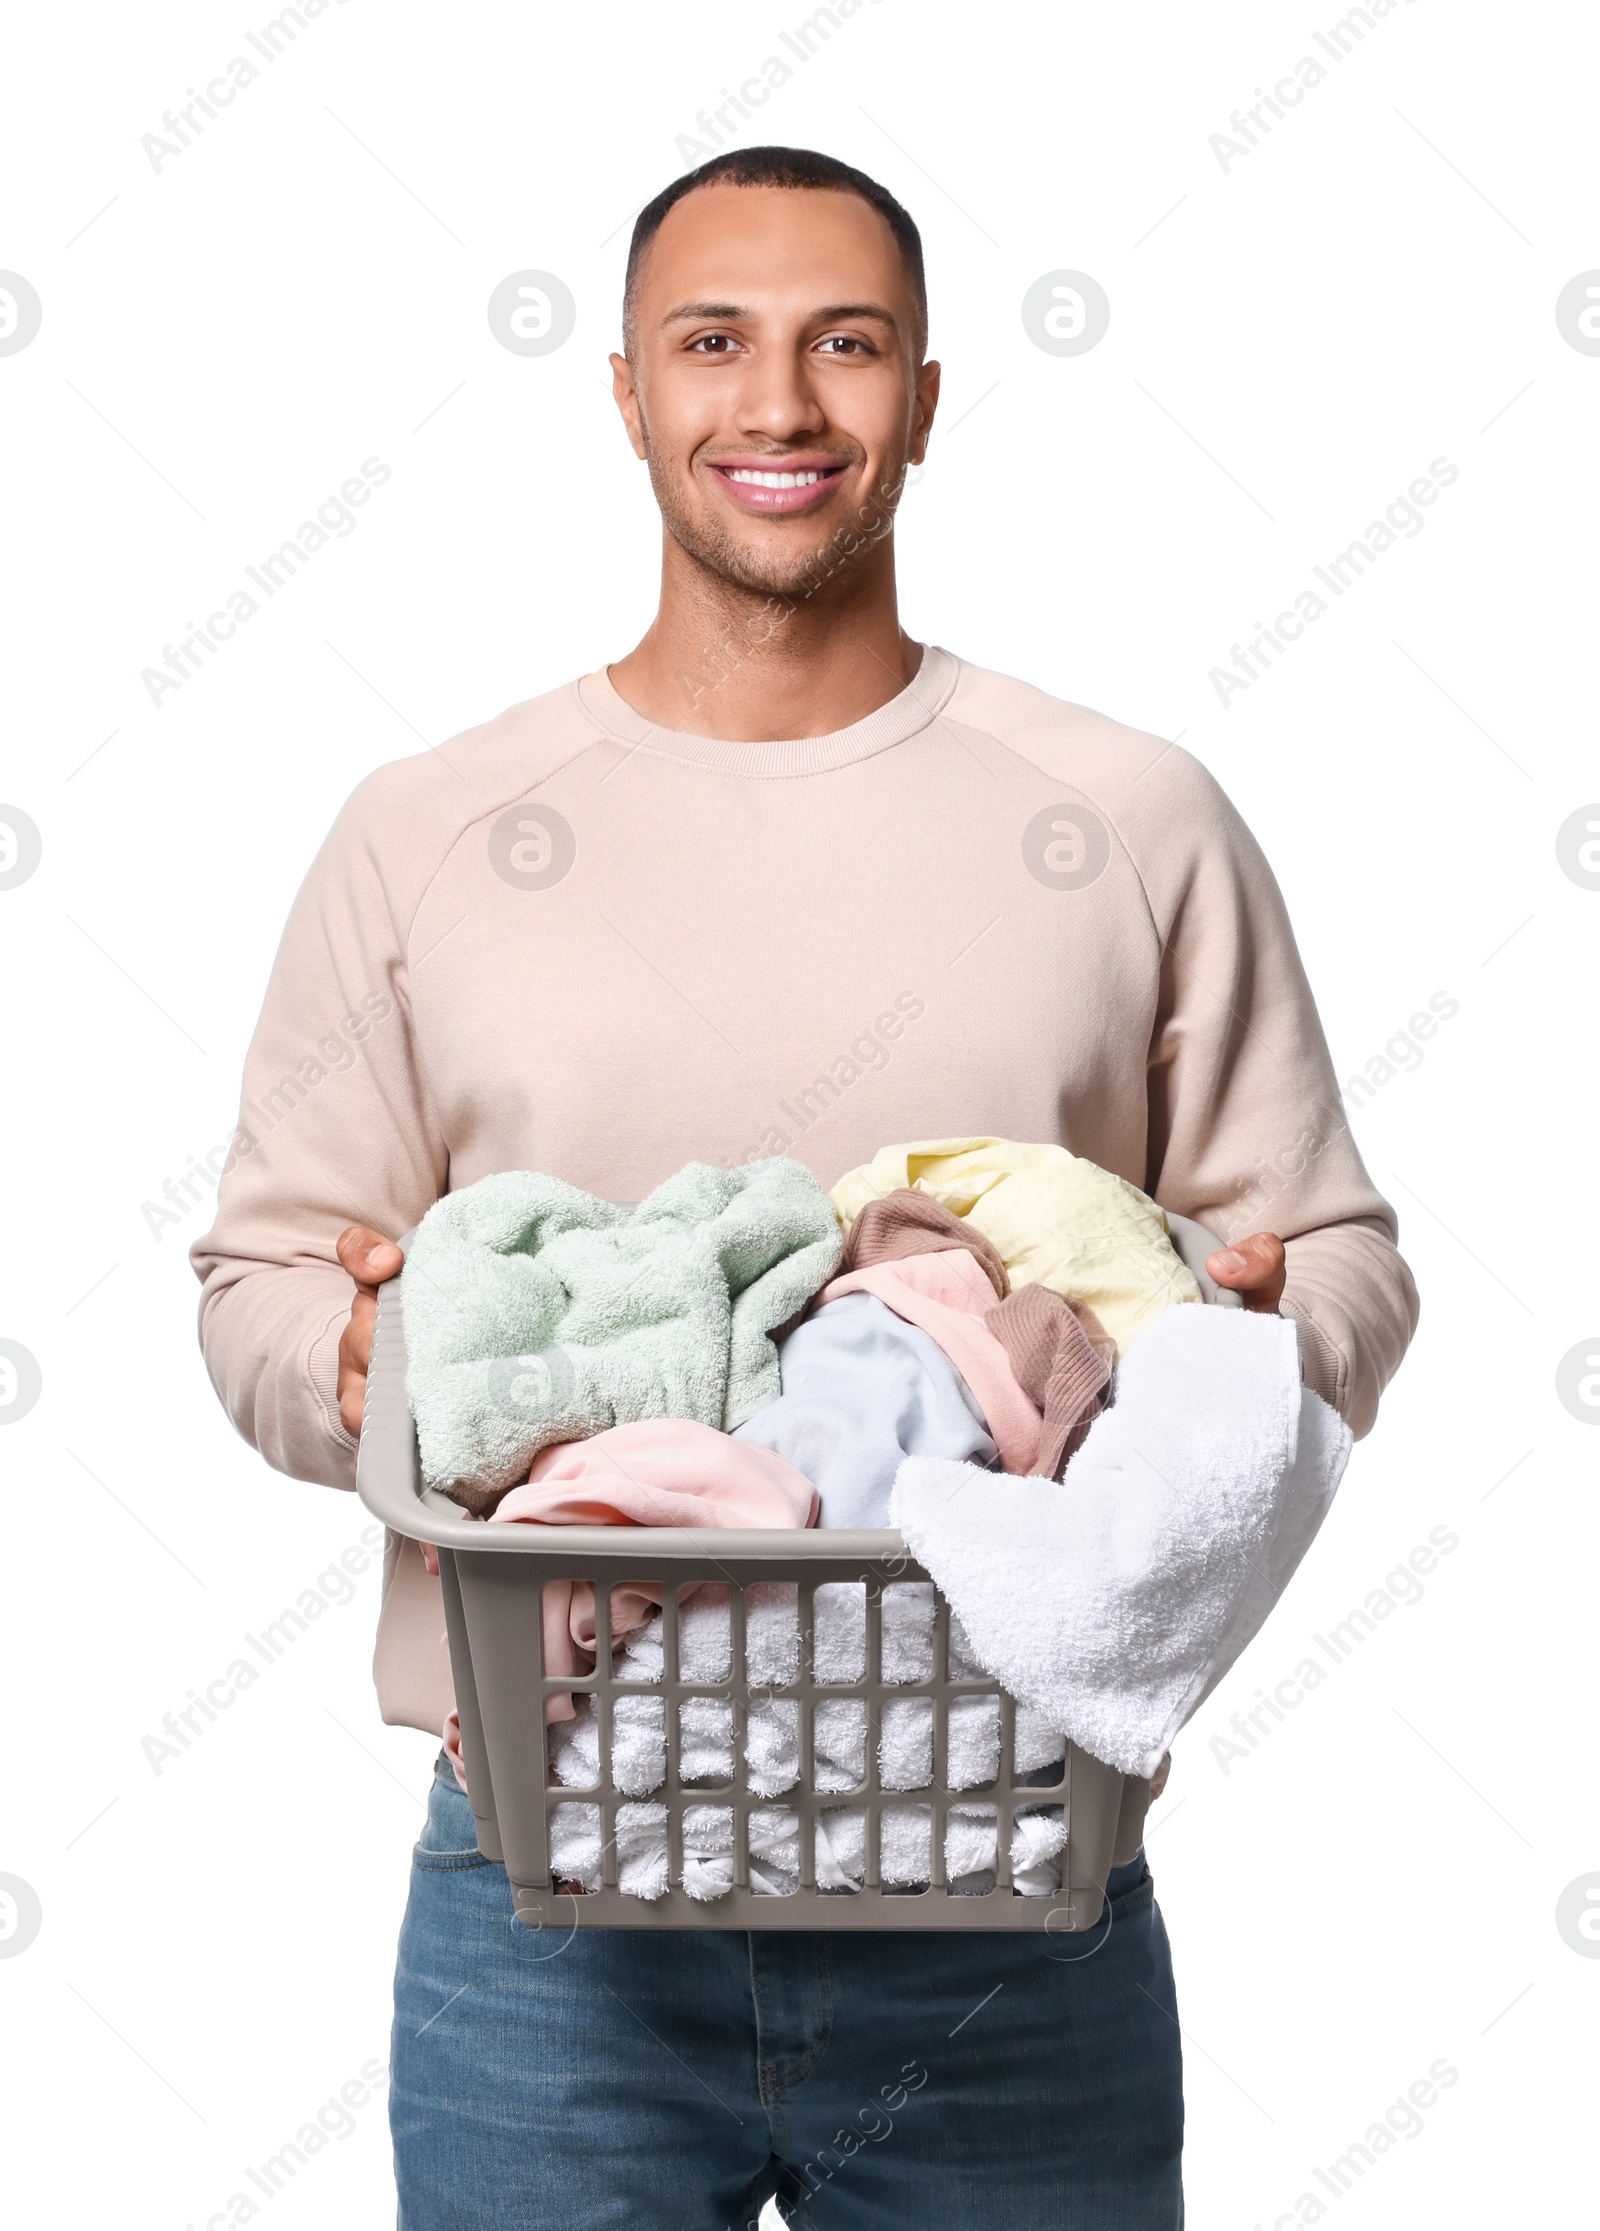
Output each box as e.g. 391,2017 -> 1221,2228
607,529 -> 920,741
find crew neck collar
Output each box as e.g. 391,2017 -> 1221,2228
574,644 -> 959,777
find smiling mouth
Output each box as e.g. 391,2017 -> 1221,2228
707,460 -> 849,514
725,467 -> 828,487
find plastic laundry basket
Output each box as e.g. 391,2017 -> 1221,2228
356,1213 -> 1236,1933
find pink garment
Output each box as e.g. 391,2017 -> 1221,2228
498,1417 -> 818,1530
818,1249 -> 1044,1475
442,1420 -> 816,1785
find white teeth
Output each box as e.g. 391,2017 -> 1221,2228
727,468 -> 823,488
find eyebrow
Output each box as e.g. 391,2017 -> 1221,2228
659,299 -> 900,329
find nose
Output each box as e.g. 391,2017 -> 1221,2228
732,340 -> 828,445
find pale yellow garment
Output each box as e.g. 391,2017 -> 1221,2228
829,1138 -> 1201,1355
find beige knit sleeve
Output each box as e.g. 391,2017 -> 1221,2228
1129,751 -> 1419,1438
190,770 -> 448,1488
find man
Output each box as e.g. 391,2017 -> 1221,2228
194,146 -> 1417,2228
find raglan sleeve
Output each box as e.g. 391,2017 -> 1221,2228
189,774 -> 448,1488
1135,753 -> 1419,1437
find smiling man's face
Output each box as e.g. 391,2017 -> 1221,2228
612,181 -> 939,600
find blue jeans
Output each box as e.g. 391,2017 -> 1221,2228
392,1753 -> 1183,2228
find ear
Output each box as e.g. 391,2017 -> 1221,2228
909,357 -> 941,466
610,351 -> 648,460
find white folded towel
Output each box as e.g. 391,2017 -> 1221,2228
547,1796 -> 1066,1900
547,1581 -> 1065,1798
890,1303 -> 1351,1778
544,1581 -> 1068,1898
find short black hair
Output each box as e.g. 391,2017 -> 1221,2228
624,145 -> 927,356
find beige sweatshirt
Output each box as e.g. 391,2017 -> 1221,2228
191,647 -> 1418,1733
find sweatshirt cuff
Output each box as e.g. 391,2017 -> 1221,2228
1279,1297 -> 1345,1420
308,1303 -> 358,1455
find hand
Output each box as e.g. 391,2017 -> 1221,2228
335,1225 -> 404,1437
1204,1230 -> 1286,1312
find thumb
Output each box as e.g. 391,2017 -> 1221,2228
1205,1231 -> 1286,1311
337,1224 -> 403,1287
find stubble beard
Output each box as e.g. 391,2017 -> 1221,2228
640,426 -> 909,603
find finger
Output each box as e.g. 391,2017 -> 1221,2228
336,1224 -> 403,1287
1206,1232 -> 1286,1310
337,1293 -> 378,1435
338,1363 -> 367,1438
341,1290 -> 378,1374
1207,1247 -> 1252,1283
421,1543 -> 440,1577
1205,1235 -> 1282,1285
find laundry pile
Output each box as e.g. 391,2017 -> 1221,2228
405,1139 -> 1178,1522
404,1136 -> 1353,1896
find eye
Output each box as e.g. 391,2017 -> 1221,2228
687,333 -> 739,355
818,334 -> 874,356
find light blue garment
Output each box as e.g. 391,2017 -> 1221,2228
734,1291 -> 997,1529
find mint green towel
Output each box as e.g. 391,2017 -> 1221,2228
403,1158 -> 843,1508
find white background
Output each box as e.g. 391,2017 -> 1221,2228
2,1 -> 1595,2224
